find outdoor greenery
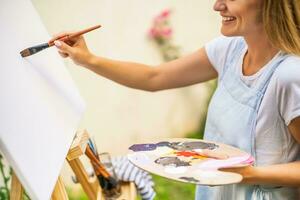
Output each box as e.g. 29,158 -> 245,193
0,155 -> 11,200
68,187 -> 88,200
152,175 -> 195,200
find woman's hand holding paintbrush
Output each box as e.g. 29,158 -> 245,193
20,24 -> 101,66
52,32 -> 93,66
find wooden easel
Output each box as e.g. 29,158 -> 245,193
10,130 -> 137,200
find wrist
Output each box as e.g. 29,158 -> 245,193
84,53 -> 97,69
241,166 -> 260,184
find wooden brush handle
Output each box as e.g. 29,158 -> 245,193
68,25 -> 101,38
85,146 -> 110,178
48,24 -> 101,46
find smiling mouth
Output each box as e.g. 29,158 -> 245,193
222,16 -> 236,22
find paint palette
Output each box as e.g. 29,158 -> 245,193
127,138 -> 254,185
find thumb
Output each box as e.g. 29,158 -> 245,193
54,40 -> 73,55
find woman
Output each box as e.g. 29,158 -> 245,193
52,0 -> 300,199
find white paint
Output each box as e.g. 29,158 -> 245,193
164,166 -> 187,174
194,149 -> 204,153
0,1 -> 85,199
127,152 -> 151,165
196,170 -> 220,179
150,146 -> 174,156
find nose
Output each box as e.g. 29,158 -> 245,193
214,0 -> 226,11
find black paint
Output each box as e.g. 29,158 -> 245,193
129,143 -> 157,151
129,141 -> 218,152
154,157 -> 190,167
179,177 -> 200,183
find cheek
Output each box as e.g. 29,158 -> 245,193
240,10 -> 263,28
249,1 -> 263,23
255,8 -> 263,23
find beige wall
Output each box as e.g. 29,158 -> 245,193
32,0 -> 220,157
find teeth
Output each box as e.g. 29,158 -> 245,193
222,17 -> 235,22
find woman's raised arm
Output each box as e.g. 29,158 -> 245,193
53,34 -> 217,91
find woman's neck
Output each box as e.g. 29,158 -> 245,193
242,32 -> 279,76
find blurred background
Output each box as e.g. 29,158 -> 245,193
2,0 -> 221,199
31,0 -> 220,155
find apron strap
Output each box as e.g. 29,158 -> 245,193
254,52 -> 288,111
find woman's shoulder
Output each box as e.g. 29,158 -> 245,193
205,36 -> 246,75
270,55 -> 300,125
273,55 -> 300,86
207,35 -> 244,49
205,36 -> 245,61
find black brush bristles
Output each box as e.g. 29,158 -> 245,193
20,42 -> 50,57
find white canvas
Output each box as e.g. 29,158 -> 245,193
0,1 -> 85,199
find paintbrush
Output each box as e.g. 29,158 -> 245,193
85,145 -> 119,189
85,144 -> 110,178
20,24 -> 101,57
88,138 -> 98,158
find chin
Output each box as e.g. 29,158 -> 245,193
220,28 -> 240,37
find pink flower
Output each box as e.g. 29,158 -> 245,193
160,9 -> 171,18
149,28 -> 159,38
148,27 -> 172,39
148,9 -> 173,40
161,28 -> 172,38
153,9 -> 171,23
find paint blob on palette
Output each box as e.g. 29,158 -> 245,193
129,141 -> 218,152
127,138 -> 254,186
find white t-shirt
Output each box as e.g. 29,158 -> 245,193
205,36 -> 300,165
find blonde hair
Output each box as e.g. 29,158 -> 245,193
263,0 -> 300,56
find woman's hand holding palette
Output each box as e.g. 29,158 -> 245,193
127,138 -> 254,185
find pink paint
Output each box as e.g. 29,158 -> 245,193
241,155 -> 255,164
198,155 -> 255,170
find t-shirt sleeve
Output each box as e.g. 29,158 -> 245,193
204,36 -> 241,77
277,58 -> 300,125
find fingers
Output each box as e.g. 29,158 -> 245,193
54,40 -> 73,56
58,50 -> 68,58
49,32 -> 83,45
219,168 -> 238,173
49,32 -> 71,43
218,165 -> 254,183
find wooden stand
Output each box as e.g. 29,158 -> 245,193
10,130 -> 137,200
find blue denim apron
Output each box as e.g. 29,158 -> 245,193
195,41 -> 296,199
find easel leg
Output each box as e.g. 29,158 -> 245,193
51,176 -> 68,200
68,158 -> 97,200
10,172 -> 23,200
